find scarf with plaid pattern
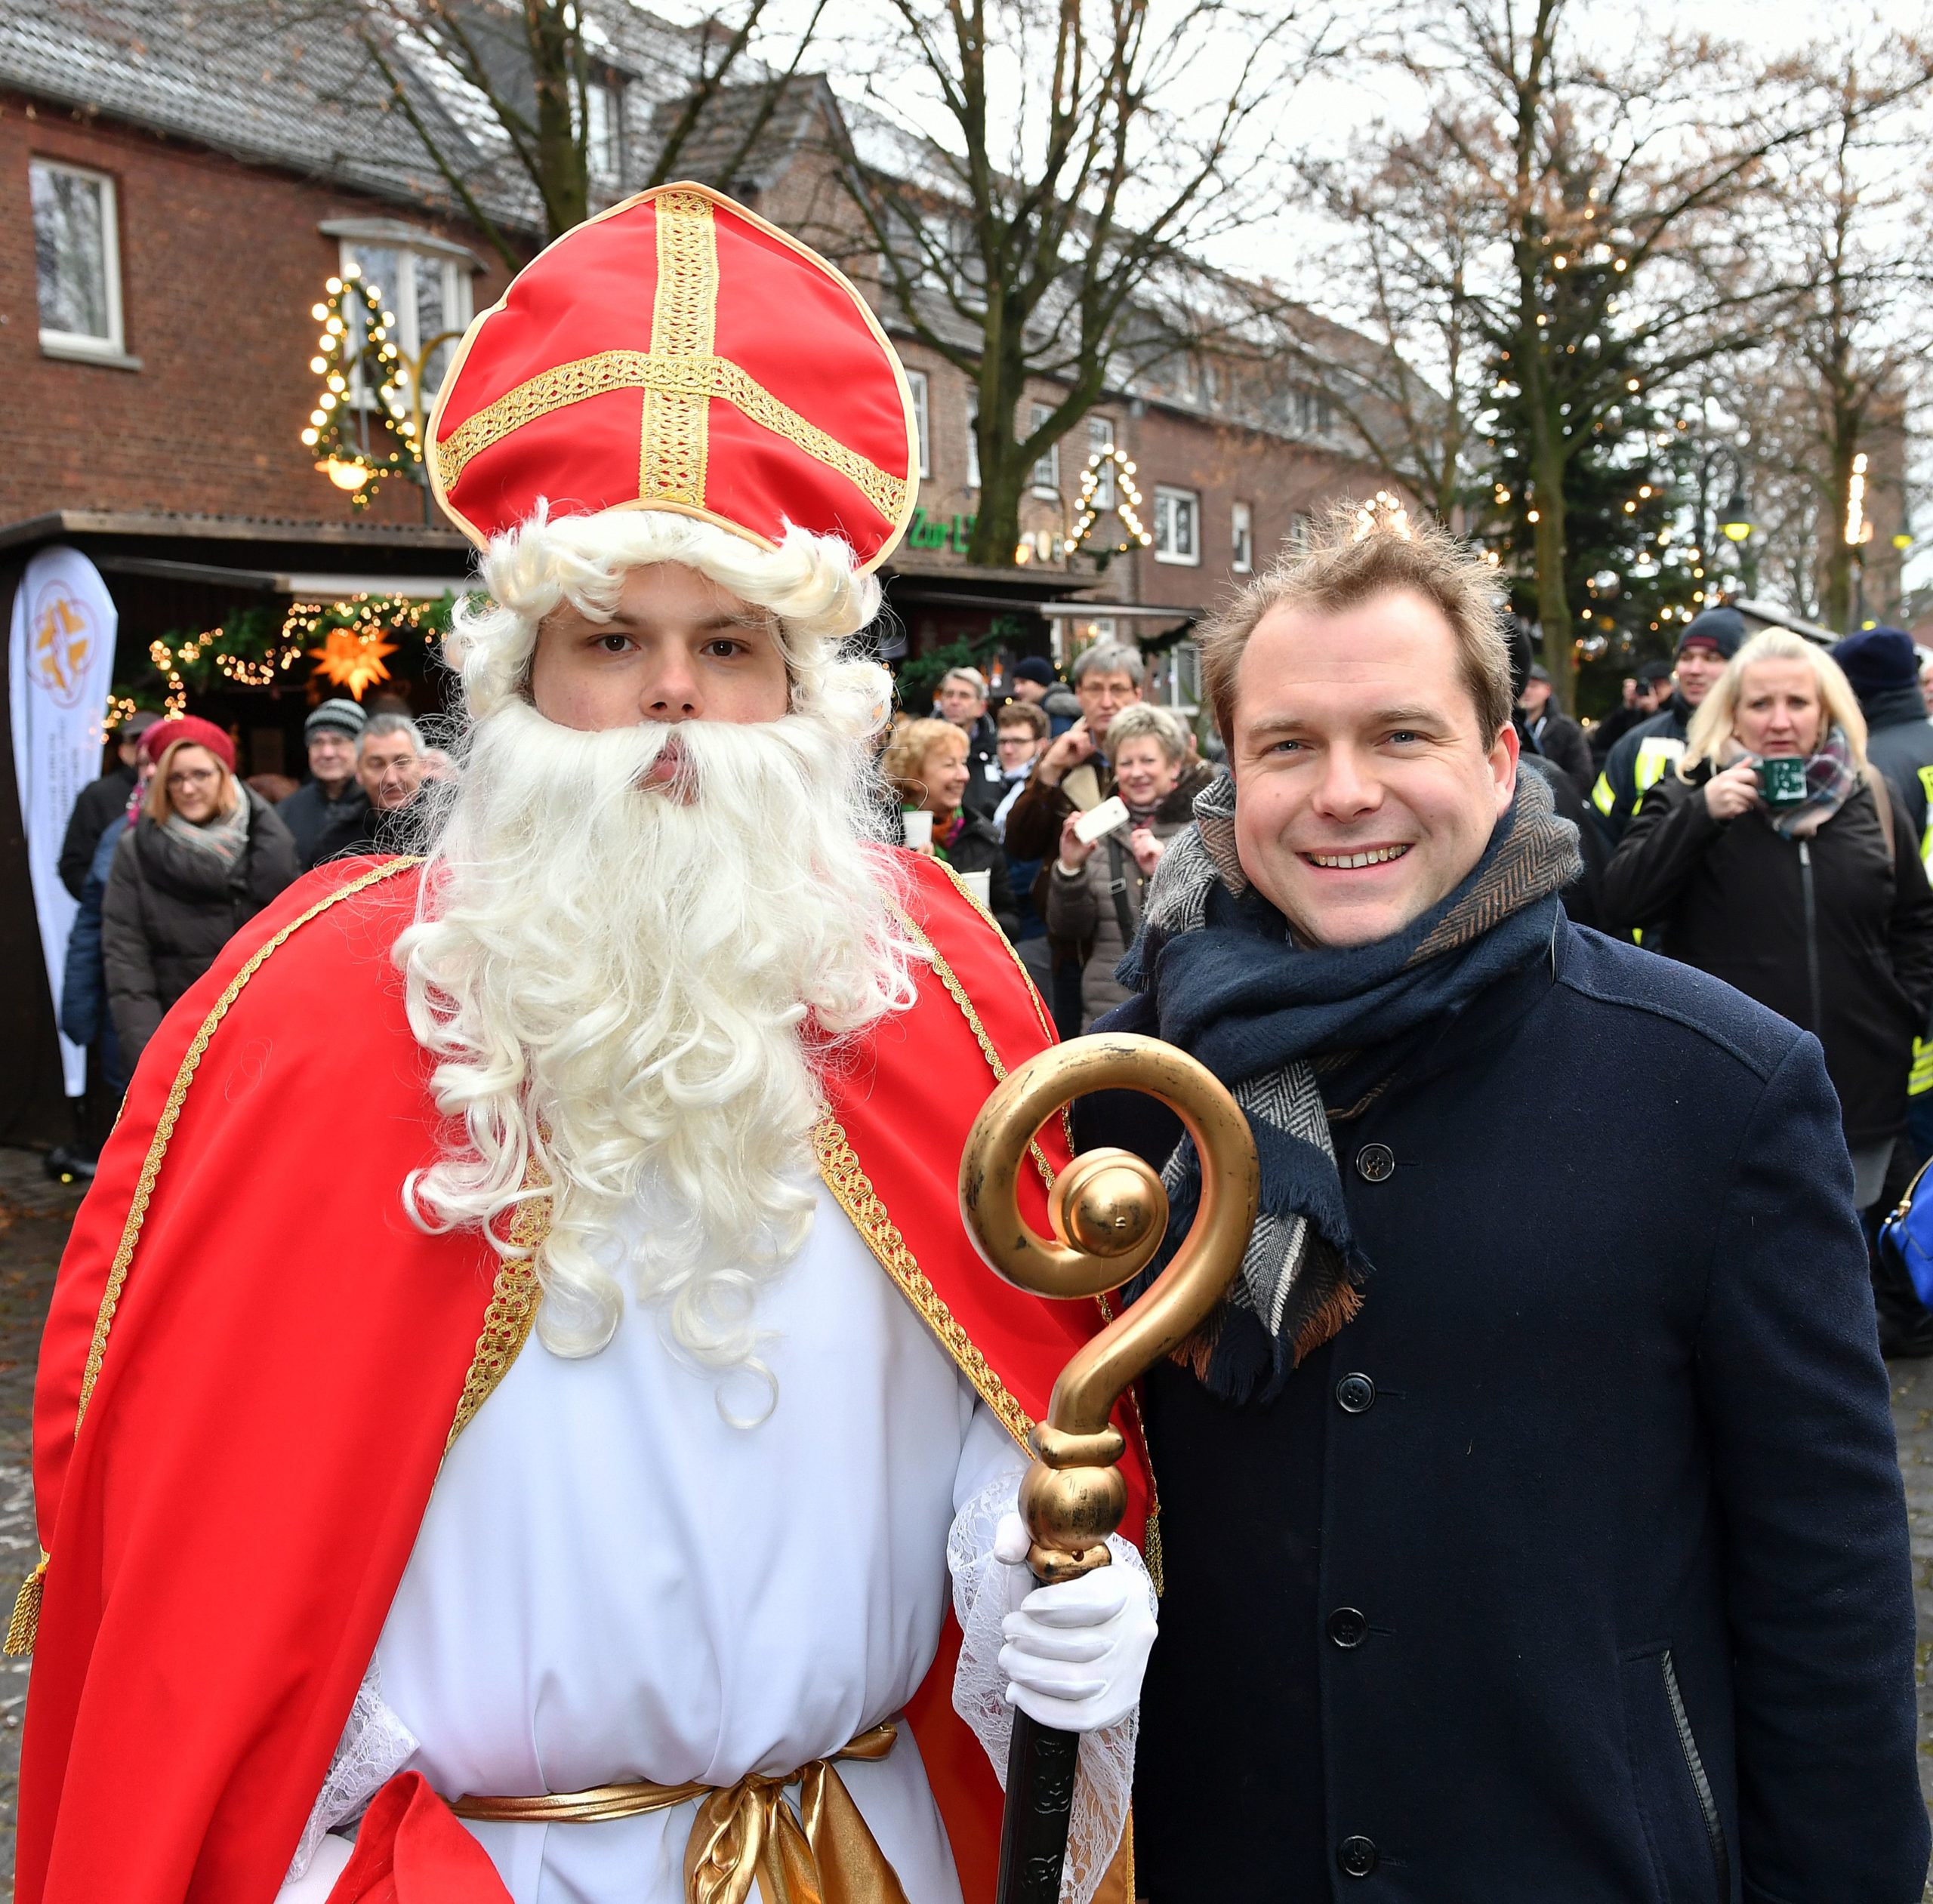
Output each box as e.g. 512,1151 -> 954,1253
1109,769 -> 1581,1403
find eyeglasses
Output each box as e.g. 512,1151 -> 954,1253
166,768 -> 220,790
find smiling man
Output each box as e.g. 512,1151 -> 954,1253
17,186 -> 1156,1904
1084,505 -> 1925,1901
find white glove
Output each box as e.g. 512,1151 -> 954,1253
992,1510 -> 1157,1733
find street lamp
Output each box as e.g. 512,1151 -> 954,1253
1720,490 -> 1753,544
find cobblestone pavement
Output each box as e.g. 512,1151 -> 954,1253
0,1145 -> 1929,1895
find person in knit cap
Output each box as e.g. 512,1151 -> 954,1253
1589,605 -> 1744,843
98,714 -> 298,1068
277,698 -> 373,869
1833,626 -> 1933,872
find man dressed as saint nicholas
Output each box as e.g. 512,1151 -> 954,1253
14,184 -> 1158,1904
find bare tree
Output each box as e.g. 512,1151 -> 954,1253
1279,122 -> 1497,528
1349,0 -> 1930,709
1746,29 -> 1931,630
830,0 -> 1336,570
335,0 -> 828,264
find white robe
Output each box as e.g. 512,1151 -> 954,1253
282,1185 -> 1028,1902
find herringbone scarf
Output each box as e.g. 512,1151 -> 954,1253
1109,769 -> 1581,1403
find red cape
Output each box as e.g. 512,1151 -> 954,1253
18,849 -> 1148,1904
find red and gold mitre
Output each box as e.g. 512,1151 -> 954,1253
427,183 -> 919,572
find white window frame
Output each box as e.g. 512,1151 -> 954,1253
907,369 -> 931,479
335,236 -> 476,413
1088,415 -> 1115,510
1154,485 -> 1201,566
1231,499 -> 1253,574
966,399 -> 981,490
30,159 -> 128,363
584,79 -> 624,183
1029,401 -> 1060,497
1148,639 -> 1203,716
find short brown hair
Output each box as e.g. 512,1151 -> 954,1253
1198,502 -> 1512,747
995,699 -> 1049,741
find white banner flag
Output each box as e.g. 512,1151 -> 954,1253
9,547 -> 119,1098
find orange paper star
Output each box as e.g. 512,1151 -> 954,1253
309,627 -> 399,700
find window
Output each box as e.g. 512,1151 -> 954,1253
966,400 -> 981,490
31,160 -> 127,362
1154,485 -> 1201,565
908,369 -> 931,479
1148,640 -> 1203,715
334,231 -> 477,411
1088,416 -> 1116,510
584,81 -> 624,182
1289,510 -> 1314,551
1029,401 -> 1059,495
1232,500 -> 1253,574
1294,389 -> 1335,436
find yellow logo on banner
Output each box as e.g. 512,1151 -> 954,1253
28,581 -> 96,710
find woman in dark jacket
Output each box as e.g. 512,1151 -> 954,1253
880,716 -> 1020,939
1604,630 -> 1933,1208
1045,703 -> 1214,1025
102,717 -> 300,1069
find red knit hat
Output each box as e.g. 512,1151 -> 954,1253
427,183 -> 919,571
143,716 -> 235,775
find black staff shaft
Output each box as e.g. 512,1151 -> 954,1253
996,1702 -> 1082,1904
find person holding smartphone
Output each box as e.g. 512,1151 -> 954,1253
1603,629 -> 1933,1212
1045,704 -> 1213,1027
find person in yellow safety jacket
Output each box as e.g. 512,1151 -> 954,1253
1835,624 -> 1933,1162
1589,607 -> 1743,846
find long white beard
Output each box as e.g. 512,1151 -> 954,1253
396,698 -> 916,1376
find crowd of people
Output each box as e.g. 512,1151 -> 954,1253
54,697 -> 439,1103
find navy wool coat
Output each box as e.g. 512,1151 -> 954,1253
1086,923 -> 1927,1903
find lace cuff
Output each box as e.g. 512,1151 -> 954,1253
284,1662 -> 421,1883
947,1471 -> 1150,1904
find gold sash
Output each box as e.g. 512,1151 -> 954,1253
449,1721 -> 907,1904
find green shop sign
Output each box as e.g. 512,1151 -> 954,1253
905,507 -> 976,553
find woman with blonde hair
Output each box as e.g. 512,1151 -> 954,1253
1604,629 -> 1933,1208
101,715 -> 298,1068
880,713 -> 1019,938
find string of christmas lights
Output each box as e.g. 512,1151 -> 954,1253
113,595 -> 457,719
299,264 -> 418,509
1070,447 -> 1153,559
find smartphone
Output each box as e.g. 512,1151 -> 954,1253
1073,795 -> 1132,846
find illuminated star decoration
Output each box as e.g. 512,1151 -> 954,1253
309,624 -> 400,699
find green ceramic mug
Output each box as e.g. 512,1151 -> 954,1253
1759,756 -> 1808,809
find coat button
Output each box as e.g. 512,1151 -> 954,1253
1355,1142 -> 1395,1183
1327,1606 -> 1368,1648
1337,1836 -> 1379,1878
1336,1373 -> 1376,1413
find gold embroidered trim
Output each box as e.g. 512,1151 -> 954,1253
890,898 -> 1058,1191
436,351 -> 910,522
74,860 -> 421,1436
815,1117 -> 1033,1454
444,1160 -> 551,1454
642,188 -> 717,507
930,860 -> 1073,1148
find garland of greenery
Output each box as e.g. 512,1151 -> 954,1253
112,593 -> 457,722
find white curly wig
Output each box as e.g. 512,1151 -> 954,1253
446,505 -> 886,719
